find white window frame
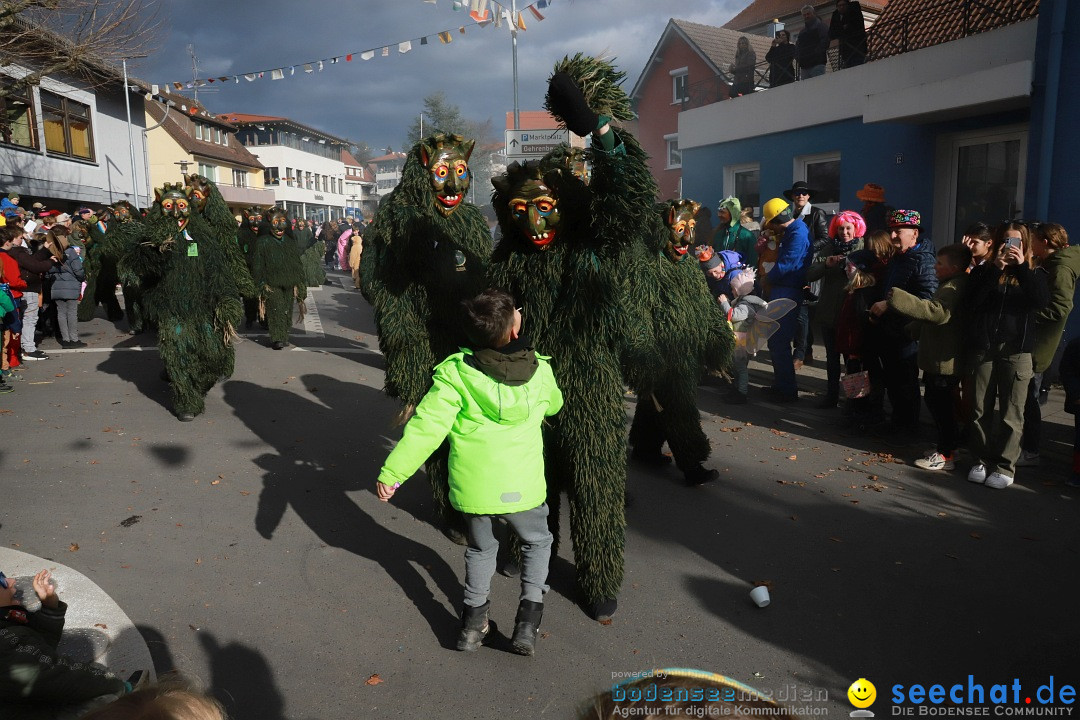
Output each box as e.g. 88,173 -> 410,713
933,124 -> 1028,246
793,152 -> 841,215
664,133 -> 681,170
197,162 -> 216,181
724,162 -> 761,218
232,168 -> 247,188
670,66 -> 689,105
194,122 -> 203,141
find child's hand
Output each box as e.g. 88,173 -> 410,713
376,481 -> 397,502
718,294 -> 729,304
33,570 -> 59,609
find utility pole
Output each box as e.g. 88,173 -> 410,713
511,0 -> 520,129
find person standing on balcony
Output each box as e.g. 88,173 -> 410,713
829,0 -> 868,68
729,36 -> 757,97
796,5 -> 829,79
766,29 -> 797,87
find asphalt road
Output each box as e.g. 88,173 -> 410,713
3,272 -> 1078,719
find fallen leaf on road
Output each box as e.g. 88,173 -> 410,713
188,624 -> 198,631
788,455 -> 797,461
598,618 -> 613,626
969,532 -> 982,540
365,674 -> 384,686
211,480 -> 221,485
828,537 -> 843,543
68,543 -> 79,552
119,515 -> 142,528
790,515 -> 798,521
752,580 -> 773,589
94,623 -> 107,629
195,557 -> 202,564
770,429 -> 787,436
937,512 -> 947,518
850,500 -> 860,505
632,649 -> 640,654
120,565 -> 130,569
239,491 -> 250,496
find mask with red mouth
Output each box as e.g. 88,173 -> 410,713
266,208 -> 289,238
184,174 -> 213,213
495,161 -> 561,251
420,133 -> 474,217
155,183 -> 192,231
109,200 -> 137,224
242,206 -> 264,234
663,198 -> 700,262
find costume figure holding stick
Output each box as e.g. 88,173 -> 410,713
251,207 -> 306,350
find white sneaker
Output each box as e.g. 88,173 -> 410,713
985,471 -> 1014,489
1015,450 -> 1040,467
967,463 -> 988,484
915,452 -> 954,471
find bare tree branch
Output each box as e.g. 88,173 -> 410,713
1,0 -> 162,98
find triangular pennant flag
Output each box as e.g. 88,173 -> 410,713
185,82 -> 194,89
420,36 -> 428,45
151,84 -> 159,94
234,76 -> 239,83
317,60 -> 324,71
173,82 -> 183,90
381,46 -> 389,56
346,53 -> 353,61
361,50 -> 375,60
399,40 -> 412,53
207,78 -> 215,84
438,30 -> 452,43
303,63 -> 314,73
493,9 -> 502,27
271,68 -> 285,80
194,79 -> 206,87
424,0 -> 436,3
218,77 -> 229,83
516,11 -> 526,30
244,74 -> 256,82
460,25 -> 466,34
258,72 -> 264,78
290,66 -> 295,76
331,57 -> 339,64
528,5 -> 544,20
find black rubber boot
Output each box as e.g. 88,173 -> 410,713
590,597 -> 618,622
510,600 -> 544,656
456,601 -> 490,652
684,464 -> 719,487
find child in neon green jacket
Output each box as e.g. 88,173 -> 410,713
377,288 -> 563,656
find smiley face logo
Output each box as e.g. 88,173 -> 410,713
848,678 -> 877,709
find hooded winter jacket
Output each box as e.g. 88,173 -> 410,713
1033,244 -> 1080,372
966,261 -> 1050,355
378,343 -> 563,515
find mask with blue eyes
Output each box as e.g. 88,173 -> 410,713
420,133 -> 475,217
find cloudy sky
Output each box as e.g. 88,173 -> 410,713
134,0 -> 747,154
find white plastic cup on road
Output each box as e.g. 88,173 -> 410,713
750,585 -> 770,608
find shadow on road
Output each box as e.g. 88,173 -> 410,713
222,374 -> 461,648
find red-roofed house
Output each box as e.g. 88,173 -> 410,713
370,151 -> 407,198
142,89 -> 274,213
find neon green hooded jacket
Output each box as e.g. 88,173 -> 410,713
378,349 -> 563,514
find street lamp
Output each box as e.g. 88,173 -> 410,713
122,55 -> 149,206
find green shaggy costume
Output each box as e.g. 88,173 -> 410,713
487,56 -> 665,619
294,220 -> 326,287
360,132 -> 492,533
100,201 -> 148,333
252,208 -> 307,348
627,198 -> 734,484
76,215 -> 124,322
121,181 -> 254,420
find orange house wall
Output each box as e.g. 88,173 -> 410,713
635,35 -> 723,201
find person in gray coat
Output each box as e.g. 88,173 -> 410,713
44,226 -> 86,348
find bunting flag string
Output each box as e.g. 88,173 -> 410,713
153,0 -> 552,93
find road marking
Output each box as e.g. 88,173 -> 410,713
302,287 -> 325,336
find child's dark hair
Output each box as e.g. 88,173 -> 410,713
963,221 -> 992,243
461,288 -> 516,349
0,225 -> 21,245
938,242 -> 972,270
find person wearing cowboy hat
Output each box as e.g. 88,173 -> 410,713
784,180 -> 828,370
855,182 -> 891,235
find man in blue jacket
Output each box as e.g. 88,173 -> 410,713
762,198 -> 811,401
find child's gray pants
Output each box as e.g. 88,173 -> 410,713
463,503 -> 552,607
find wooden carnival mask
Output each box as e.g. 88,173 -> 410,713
420,132 -> 474,217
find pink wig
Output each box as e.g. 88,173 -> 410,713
829,210 -> 867,239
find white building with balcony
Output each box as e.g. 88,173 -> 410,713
220,113 -> 348,222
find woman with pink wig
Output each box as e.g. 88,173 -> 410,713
805,210 -> 867,408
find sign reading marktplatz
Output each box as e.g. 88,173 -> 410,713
504,128 -> 571,160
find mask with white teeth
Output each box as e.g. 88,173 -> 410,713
420,133 -> 475,217
663,198 -> 700,262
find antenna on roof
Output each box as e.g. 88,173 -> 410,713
188,44 -> 218,104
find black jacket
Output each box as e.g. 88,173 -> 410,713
796,18 -> 829,69
966,261 -> 1050,355
766,42 -> 797,86
799,205 -> 830,253
829,1 -> 868,65
10,244 -> 55,294
876,238 -> 938,346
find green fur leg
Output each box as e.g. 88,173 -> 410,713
263,286 -> 295,343
302,242 -> 327,287
159,318 -> 231,416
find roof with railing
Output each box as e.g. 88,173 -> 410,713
724,0 -> 888,32
867,0 -> 1039,60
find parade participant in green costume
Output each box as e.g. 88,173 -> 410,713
488,56 -> 666,620
360,132 -> 492,542
76,211 -> 124,322
100,201 -> 147,334
237,206 -> 265,329
121,182 -> 252,421
251,207 -> 306,350
294,217 -> 326,288
628,198 -> 733,486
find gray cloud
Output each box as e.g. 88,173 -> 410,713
134,0 -> 743,152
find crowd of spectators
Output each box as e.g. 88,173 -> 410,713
697,181 -> 1078,490
733,1 -> 869,97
